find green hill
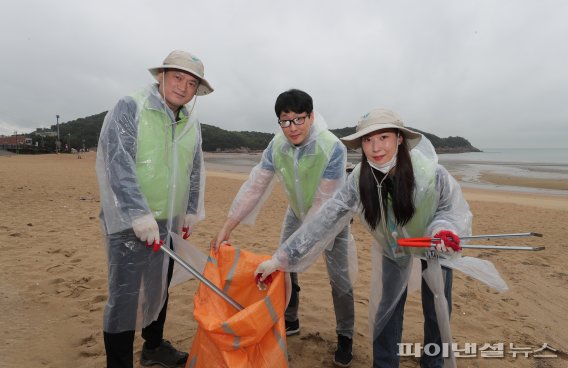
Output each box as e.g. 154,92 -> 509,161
329,127 -> 481,153
25,112 -> 481,153
201,124 -> 273,152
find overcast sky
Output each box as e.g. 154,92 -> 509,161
1,0 -> 567,149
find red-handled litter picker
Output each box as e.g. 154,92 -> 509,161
398,232 -> 545,251
159,243 -> 245,311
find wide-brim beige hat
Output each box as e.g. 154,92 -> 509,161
341,107 -> 422,150
149,50 -> 214,96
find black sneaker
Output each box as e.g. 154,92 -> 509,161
333,335 -> 353,367
141,340 -> 189,368
285,319 -> 300,336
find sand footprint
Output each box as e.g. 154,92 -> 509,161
89,294 -> 107,311
61,276 -> 93,298
77,334 -> 102,358
47,248 -> 77,258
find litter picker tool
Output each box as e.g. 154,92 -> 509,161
159,243 -> 244,311
397,232 -> 545,251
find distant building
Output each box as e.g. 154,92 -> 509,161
0,135 -> 32,146
36,131 -> 58,137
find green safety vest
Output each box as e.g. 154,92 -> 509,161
354,152 -> 438,257
133,91 -> 198,220
272,130 -> 338,219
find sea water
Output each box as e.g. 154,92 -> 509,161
349,148 -> 568,195
438,147 -> 568,165
205,148 -> 568,195
437,148 -> 568,194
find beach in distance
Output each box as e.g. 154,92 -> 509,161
206,148 -> 568,195
1,151 -> 568,367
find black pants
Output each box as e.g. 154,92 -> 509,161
103,250 -> 175,368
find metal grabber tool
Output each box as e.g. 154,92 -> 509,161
159,242 -> 244,311
397,232 -> 545,251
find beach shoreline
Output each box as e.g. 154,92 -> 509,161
1,152 -> 567,367
204,151 -> 568,195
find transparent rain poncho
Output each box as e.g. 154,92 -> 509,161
227,112 -> 358,291
271,137 -> 508,367
96,84 -> 206,333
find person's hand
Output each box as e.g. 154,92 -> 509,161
433,230 -> 461,254
210,227 -> 231,253
210,234 -> 229,253
254,259 -> 280,282
182,214 -> 194,240
132,214 -> 160,246
146,239 -> 163,252
210,219 -> 239,252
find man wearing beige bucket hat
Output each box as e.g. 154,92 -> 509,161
253,107 -> 504,367
96,50 -> 213,368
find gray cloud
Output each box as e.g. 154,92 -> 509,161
1,0 -> 567,148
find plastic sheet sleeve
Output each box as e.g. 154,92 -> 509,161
426,165 -> 473,239
227,160 -> 276,226
184,146 -> 206,231
440,256 -> 509,292
305,176 -> 345,222
96,97 -> 152,235
273,173 -> 360,272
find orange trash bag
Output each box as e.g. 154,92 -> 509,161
186,244 -> 289,368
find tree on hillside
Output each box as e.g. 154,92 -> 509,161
23,113 -> 480,153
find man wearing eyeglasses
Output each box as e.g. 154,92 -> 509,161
211,89 -> 355,367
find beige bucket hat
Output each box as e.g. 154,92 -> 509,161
341,107 -> 422,150
149,50 -> 214,96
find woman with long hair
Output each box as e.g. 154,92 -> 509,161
255,107 -> 507,368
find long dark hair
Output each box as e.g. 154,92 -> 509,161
359,133 -> 416,230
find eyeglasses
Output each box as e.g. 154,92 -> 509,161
277,115 -> 308,128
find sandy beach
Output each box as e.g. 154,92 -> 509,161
1,151 -> 567,368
